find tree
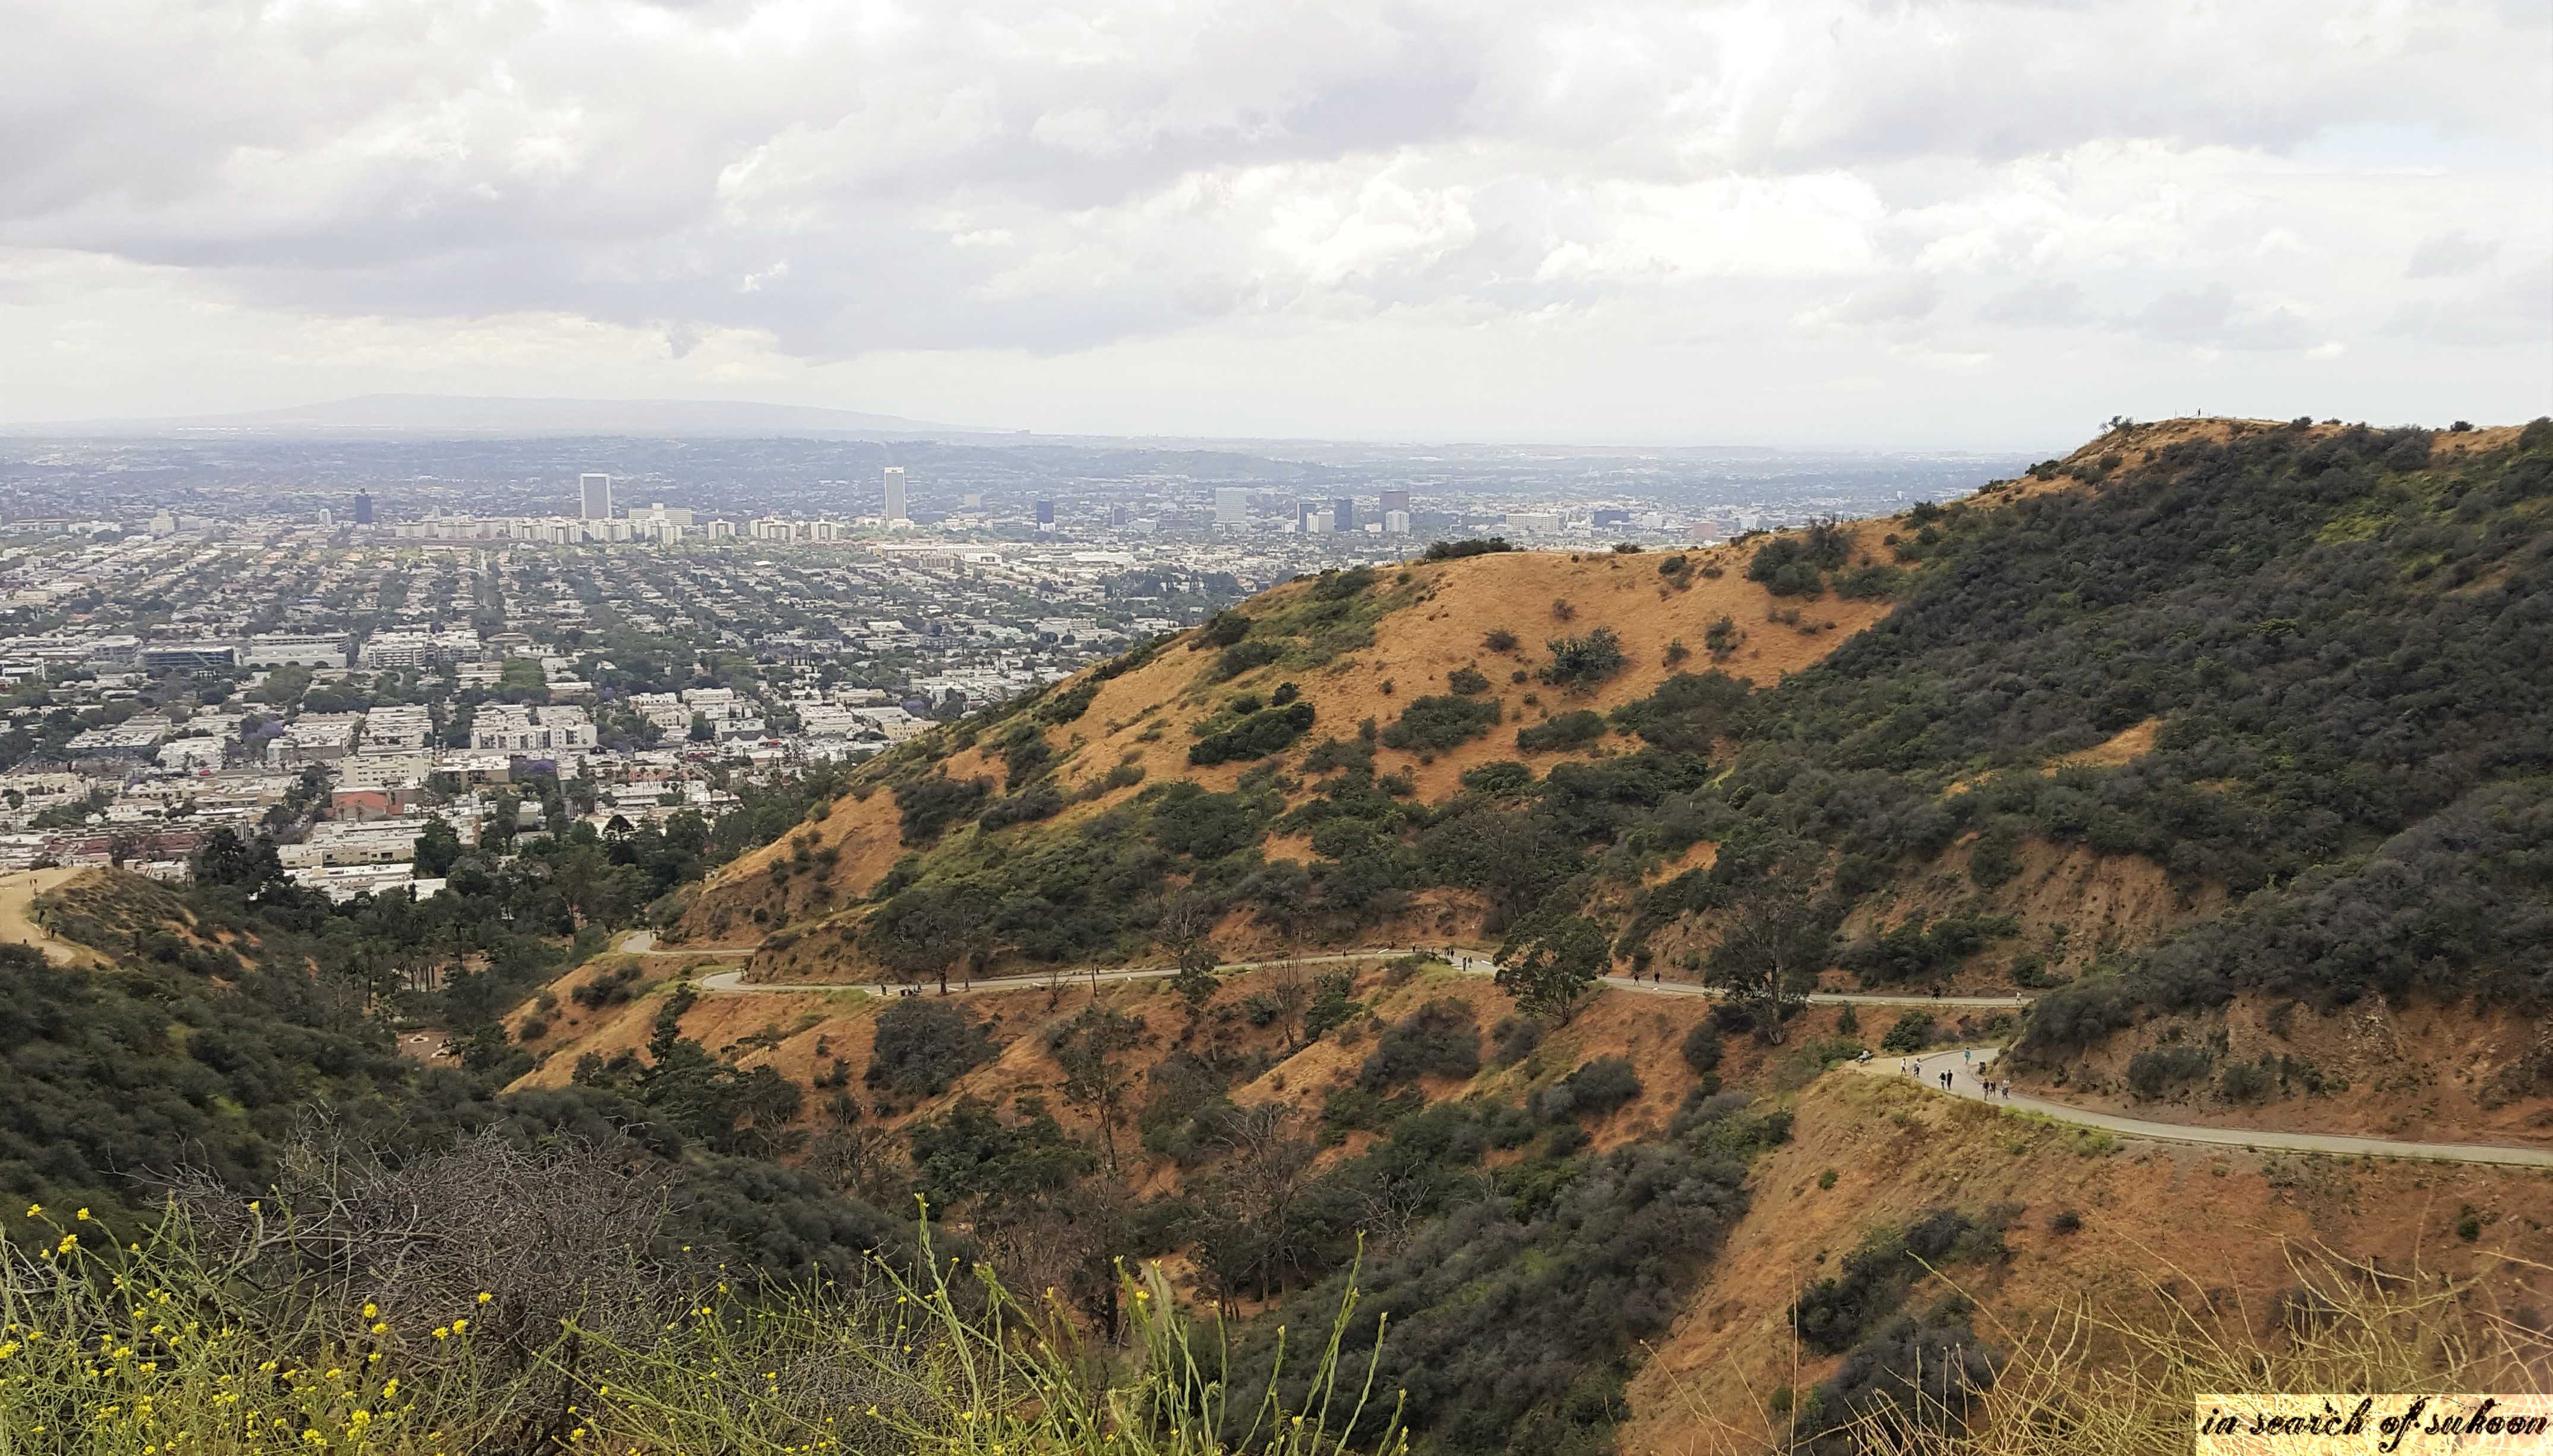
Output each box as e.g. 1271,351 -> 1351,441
193,827 -> 283,891
412,816 -> 463,876
1191,1104 -> 1319,1313
1050,1005 -> 1148,1173
1704,869 -> 1832,1046
1158,894 -> 1221,1008
1494,911 -> 1610,1025
867,883 -> 987,994
1263,967 -> 1313,1050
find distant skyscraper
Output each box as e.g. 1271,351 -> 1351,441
1215,488 -> 1248,530
883,466 -> 908,523
1109,504 -> 1132,527
579,473 -> 613,520
1034,499 -> 1056,529
352,491 -> 374,526
1331,497 -> 1357,533
1380,489 -> 1411,518
962,492 -> 984,510
1383,509 -> 1411,534
1296,502 -> 1319,531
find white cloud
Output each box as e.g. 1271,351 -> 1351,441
2406,230 -> 2501,279
0,0 -> 2546,438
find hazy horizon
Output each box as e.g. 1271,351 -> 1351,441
5,1 -> 2548,448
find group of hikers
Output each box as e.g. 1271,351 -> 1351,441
1898,1050 -> 2017,1100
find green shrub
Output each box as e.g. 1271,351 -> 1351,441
1532,1056 -> 1643,1122
1379,695 -> 1502,752
2124,1043 -> 2213,1098
1359,998 -> 1483,1091
1192,609 -> 1252,648
1490,1014 -> 1543,1067
2217,1058 -> 2273,1102
892,774 -> 990,846
1790,1208 -> 1975,1354
1680,1023 -> 1724,1079
1422,537 -> 1514,561
1212,640 -> 1285,680
867,998 -> 995,1102
979,787 -> 1064,830
1446,666 -> 1493,695
1458,761 -> 1537,797
1703,615 -> 1739,657
1538,628 -> 1627,692
1515,710 -> 1607,754
1312,565 -> 1379,601
1189,702 -> 1316,765
1610,670 -> 1750,753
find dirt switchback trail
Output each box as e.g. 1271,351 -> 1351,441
684,945 -> 2552,1170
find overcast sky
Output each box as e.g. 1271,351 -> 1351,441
4,0 -> 2547,447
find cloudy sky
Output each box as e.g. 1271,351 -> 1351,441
4,0 -> 2547,447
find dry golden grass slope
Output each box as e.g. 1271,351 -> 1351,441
1620,1071 -> 2553,1455
678,523 -> 1905,957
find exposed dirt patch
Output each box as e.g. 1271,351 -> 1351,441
2047,717 -> 2159,772
1619,1071 -> 2553,1454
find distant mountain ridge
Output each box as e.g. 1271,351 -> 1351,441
8,393 -> 998,438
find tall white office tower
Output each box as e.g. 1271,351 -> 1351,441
1215,488 -> 1247,530
883,466 -> 908,523
579,473 -> 613,520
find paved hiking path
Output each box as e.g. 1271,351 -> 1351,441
1867,1048 -> 2553,1169
681,942 -> 2035,1008
668,940 -> 2553,1170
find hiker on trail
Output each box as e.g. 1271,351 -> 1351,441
1962,1050 -> 1971,1065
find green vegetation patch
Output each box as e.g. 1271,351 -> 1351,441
1380,694 -> 1503,752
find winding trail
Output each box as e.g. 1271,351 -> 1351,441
1865,1047 -> 2553,1169
674,942 -> 2553,1170
689,945 -> 2036,1008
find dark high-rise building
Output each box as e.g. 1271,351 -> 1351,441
352,491 -> 374,526
1034,499 -> 1056,528
1331,496 -> 1357,533
1380,488 -> 1411,517
1593,508 -> 1631,528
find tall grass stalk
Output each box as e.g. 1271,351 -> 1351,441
1673,1241 -> 2552,1456
0,1200 -> 1403,1455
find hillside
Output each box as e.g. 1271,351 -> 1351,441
669,416 -> 2553,1135
1,416 -> 2545,1456
677,519 -> 1907,964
